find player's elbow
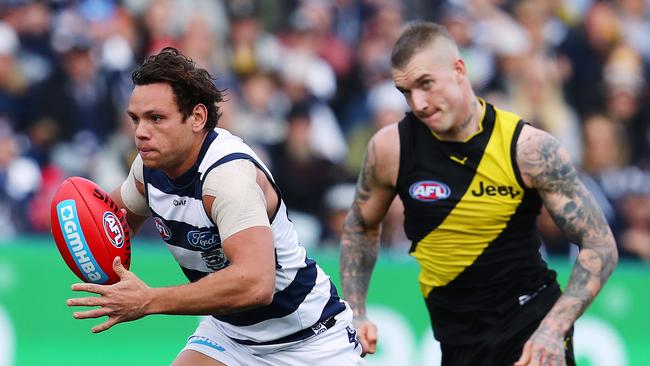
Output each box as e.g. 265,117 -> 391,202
594,238 -> 619,280
247,272 -> 275,307
254,287 -> 275,307
608,241 -> 619,275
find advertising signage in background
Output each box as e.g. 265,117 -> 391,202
0,239 -> 647,366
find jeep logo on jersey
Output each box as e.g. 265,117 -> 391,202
409,180 -> 451,202
102,211 -> 124,248
187,230 -> 221,250
471,181 -> 521,199
154,217 -> 172,240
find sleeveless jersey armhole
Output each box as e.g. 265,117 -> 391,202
396,116 -> 414,189
511,120 -> 528,189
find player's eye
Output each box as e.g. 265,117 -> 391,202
151,115 -> 163,122
421,80 -> 433,89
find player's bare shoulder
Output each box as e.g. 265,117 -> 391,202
366,123 -> 400,188
515,124 -> 576,191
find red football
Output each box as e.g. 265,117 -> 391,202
50,177 -> 131,284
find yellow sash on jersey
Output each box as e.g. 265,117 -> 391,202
412,107 -> 526,297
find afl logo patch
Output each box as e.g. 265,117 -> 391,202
102,211 -> 125,248
154,217 -> 172,240
409,181 -> 451,202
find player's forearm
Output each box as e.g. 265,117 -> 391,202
541,237 -> 617,334
543,189 -> 618,333
339,206 -> 381,319
145,264 -> 274,316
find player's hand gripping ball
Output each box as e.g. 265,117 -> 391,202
51,177 -> 131,284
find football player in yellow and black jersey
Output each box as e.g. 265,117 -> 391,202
340,22 -> 618,366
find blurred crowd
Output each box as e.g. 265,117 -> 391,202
1,0 -> 649,262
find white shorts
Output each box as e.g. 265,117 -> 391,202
180,309 -> 364,366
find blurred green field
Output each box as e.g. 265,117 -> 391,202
0,237 -> 648,366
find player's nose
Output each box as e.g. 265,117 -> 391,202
133,121 -> 151,140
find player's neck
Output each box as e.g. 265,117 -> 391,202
440,97 -> 483,142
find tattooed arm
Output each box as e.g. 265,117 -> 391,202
340,125 -> 399,355
515,126 -> 618,366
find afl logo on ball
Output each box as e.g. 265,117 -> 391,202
103,211 -> 125,248
409,180 -> 451,202
154,217 -> 172,240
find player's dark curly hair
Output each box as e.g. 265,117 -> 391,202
132,47 -> 223,130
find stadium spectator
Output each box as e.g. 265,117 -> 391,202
504,53 -> 583,162
1,0 -> 57,86
267,101 -> 351,225
618,193 -> 650,261
139,0 -> 178,55
339,22 -> 618,365
89,114 -> 138,191
441,4 -> 496,93
0,122 -> 41,237
0,22 -> 27,127
228,70 -> 288,147
178,14 -> 226,76
582,113 -> 630,180
612,0 -> 650,65
558,1 -> 622,117
25,32 -> 118,153
354,0 -> 404,92
602,45 -> 650,167
226,0 -> 282,77
321,183 -> 357,248
290,2 -> 354,79
278,50 -> 347,164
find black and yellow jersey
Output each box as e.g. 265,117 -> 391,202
396,100 -> 558,343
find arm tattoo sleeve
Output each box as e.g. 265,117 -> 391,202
339,141 -> 382,320
518,132 -> 618,333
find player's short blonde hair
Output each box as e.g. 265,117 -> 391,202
391,21 -> 456,69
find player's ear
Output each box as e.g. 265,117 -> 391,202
190,103 -> 208,132
453,58 -> 466,82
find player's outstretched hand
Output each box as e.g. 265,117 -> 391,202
353,317 -> 378,357
67,257 -> 152,333
514,324 -> 566,366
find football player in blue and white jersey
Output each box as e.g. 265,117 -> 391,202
66,47 -> 363,366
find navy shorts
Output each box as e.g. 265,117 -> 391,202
434,283 -> 576,366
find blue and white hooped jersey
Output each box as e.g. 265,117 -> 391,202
143,128 -> 347,345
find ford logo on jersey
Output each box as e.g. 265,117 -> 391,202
409,180 -> 451,202
187,230 -> 221,250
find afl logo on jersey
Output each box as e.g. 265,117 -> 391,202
102,211 -> 125,248
154,217 -> 172,240
409,180 -> 451,202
